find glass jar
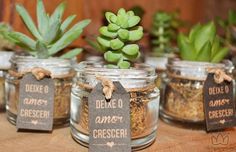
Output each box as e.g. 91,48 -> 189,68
160,59 -> 233,128
70,61 -> 160,150
0,51 -> 14,111
5,55 -> 73,126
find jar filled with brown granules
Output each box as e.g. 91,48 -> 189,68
70,61 -> 160,150
5,55 -> 73,126
0,51 -> 14,111
160,59 -> 233,128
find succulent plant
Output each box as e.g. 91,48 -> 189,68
178,22 -> 228,63
7,0 -> 90,59
151,11 -> 181,56
0,23 -> 15,50
97,8 -> 143,69
217,10 -> 236,47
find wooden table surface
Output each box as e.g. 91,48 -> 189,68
0,112 -> 236,152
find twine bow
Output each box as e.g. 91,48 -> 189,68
9,67 -> 51,80
208,69 -> 232,84
96,76 -> 115,100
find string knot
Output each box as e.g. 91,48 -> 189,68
208,69 -> 232,84
96,76 -> 115,100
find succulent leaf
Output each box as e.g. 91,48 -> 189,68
16,4 -> 43,41
108,23 -> 120,31
36,41 -> 49,59
99,26 -> 117,38
194,21 -> 216,52
195,41 -> 211,62
122,44 -> 139,56
37,0 -> 49,36
48,19 -> 91,55
118,29 -> 129,40
110,38 -> 124,50
178,33 -> 196,61
50,2 -> 66,24
8,32 -> 36,51
118,60 -> 130,69
61,15 -> 76,32
211,47 -> 229,63
60,48 -> 83,59
128,26 -> 143,41
104,51 -> 122,62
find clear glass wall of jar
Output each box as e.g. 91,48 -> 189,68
5,55 -> 73,126
0,51 -> 14,111
160,59 -> 233,128
70,61 -> 160,150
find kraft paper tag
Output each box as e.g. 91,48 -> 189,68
16,73 -> 54,131
203,73 -> 236,131
88,82 -> 131,152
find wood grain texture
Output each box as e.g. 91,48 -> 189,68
0,113 -> 235,152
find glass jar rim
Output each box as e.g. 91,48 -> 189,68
11,55 -> 72,76
167,59 -> 234,80
74,61 -> 157,79
11,55 -> 71,67
168,60 -> 225,69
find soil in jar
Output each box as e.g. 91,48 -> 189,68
78,89 -> 154,138
163,78 -> 204,122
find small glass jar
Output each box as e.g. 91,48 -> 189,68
160,59 -> 233,128
70,62 -> 160,150
5,55 -> 73,126
0,51 -> 14,111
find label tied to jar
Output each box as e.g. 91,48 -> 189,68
88,82 -> 131,152
16,73 -> 54,131
203,73 -> 236,132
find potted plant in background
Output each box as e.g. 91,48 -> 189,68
160,21 -> 233,128
217,10 -> 236,78
5,0 -> 90,126
70,8 -> 160,150
145,11 -> 182,101
0,23 -> 15,111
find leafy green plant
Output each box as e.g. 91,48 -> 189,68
97,8 -> 143,69
7,0 -> 90,59
0,23 -> 15,50
151,11 -> 181,55
217,10 -> 236,47
178,21 -> 228,63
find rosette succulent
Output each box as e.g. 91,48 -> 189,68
97,8 -> 144,69
178,21 -> 228,63
7,0 -> 90,59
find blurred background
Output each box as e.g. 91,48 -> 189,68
1,0 -> 236,47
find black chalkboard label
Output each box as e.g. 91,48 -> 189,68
16,73 -> 54,131
88,82 -> 131,152
203,73 -> 236,131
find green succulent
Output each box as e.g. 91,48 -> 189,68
151,11 -> 181,56
7,0 -> 90,59
217,10 -> 236,47
178,21 -> 228,63
97,8 -> 144,69
0,23 -> 15,50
